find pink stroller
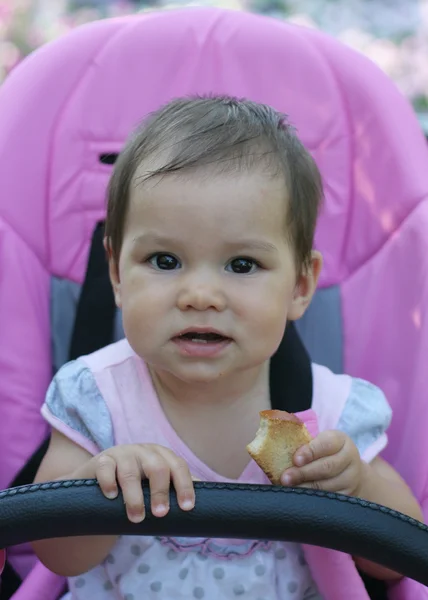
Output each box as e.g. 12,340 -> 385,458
0,7 -> 428,600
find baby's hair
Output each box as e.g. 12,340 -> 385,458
106,95 -> 323,272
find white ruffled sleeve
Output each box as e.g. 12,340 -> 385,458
336,378 -> 393,463
41,359 -> 115,455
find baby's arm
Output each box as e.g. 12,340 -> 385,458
353,456 -> 423,578
283,431 -> 423,580
32,429 -> 118,577
32,429 -> 196,577
32,360 -> 195,576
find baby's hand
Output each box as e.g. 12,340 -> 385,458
74,444 -> 195,523
281,430 -> 364,497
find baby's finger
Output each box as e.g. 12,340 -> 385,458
116,456 -> 146,523
139,452 -> 172,518
95,454 -> 119,500
297,466 -> 358,494
149,471 -> 172,517
297,473 -> 348,493
293,430 -> 346,467
155,447 -> 195,511
168,455 -> 195,511
282,454 -> 350,487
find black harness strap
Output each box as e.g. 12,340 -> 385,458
69,222 -> 116,361
270,321 -> 312,413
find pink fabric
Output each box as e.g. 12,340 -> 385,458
0,221 -> 50,492
342,202 -> 428,507
0,7 -> 426,599
7,561 -> 65,600
80,340 -> 324,483
311,364 -> 352,431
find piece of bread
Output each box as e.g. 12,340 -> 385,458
246,409 -> 312,485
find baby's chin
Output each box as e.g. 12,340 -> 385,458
145,347 -> 273,387
151,361 -> 234,387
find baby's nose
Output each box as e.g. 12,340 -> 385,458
177,279 -> 226,312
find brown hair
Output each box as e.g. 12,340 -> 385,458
105,95 -> 323,272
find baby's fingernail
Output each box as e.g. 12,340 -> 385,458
105,490 -> 118,499
181,499 -> 194,510
295,455 -> 305,467
281,474 -> 292,486
154,504 -> 168,516
129,512 -> 145,523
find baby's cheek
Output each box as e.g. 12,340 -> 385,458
249,301 -> 282,332
261,299 -> 289,339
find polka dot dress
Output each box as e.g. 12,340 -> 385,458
63,535 -> 322,599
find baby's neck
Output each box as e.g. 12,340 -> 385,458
149,361 -> 270,411
148,363 -> 271,479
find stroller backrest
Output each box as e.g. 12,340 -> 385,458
1,9 -> 428,599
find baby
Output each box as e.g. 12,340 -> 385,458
32,96 -> 422,600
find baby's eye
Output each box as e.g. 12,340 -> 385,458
226,258 -> 259,274
148,253 -> 181,270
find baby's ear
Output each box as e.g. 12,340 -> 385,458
104,237 -> 122,308
288,251 -> 323,321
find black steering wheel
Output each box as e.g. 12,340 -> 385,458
1,479 -> 427,587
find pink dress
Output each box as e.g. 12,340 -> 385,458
42,339 -> 392,600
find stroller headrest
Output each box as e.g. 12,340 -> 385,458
1,8 -> 427,288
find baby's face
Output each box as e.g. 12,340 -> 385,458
112,169 -> 316,385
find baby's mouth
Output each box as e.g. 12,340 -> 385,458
175,332 -> 230,344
